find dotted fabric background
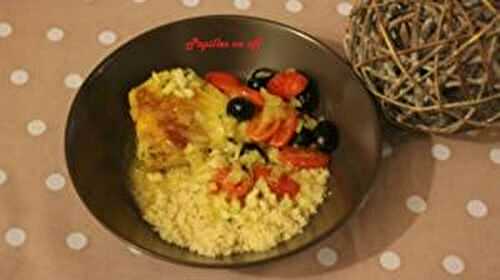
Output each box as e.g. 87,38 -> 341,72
1,1 -> 500,279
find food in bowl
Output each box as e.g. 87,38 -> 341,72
128,67 -> 339,257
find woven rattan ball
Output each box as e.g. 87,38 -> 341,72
345,0 -> 500,133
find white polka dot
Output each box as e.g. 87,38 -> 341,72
46,27 -> 64,42
27,120 -> 47,136
133,0 -> 147,3
0,169 -> 7,186
0,22 -> 13,38
182,0 -> 200,7
98,30 -> 117,46
66,232 -> 88,250
406,195 -> 427,214
10,69 -> 29,86
316,247 -> 338,267
234,0 -> 251,10
432,144 -> 451,160
4,227 -> 26,247
64,73 -> 83,89
128,246 -> 143,256
489,148 -> 500,164
466,199 -> 488,218
46,173 -> 66,191
285,0 -> 303,13
379,251 -> 401,271
382,142 -> 393,158
336,2 -> 353,16
442,255 -> 465,275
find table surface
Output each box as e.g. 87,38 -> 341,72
1,1 -> 500,279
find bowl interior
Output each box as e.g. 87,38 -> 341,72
65,15 -> 381,267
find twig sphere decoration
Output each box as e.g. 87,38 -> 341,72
345,0 -> 500,133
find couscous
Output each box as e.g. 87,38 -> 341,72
128,67 -> 338,257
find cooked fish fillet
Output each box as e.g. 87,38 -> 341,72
128,68 -> 230,170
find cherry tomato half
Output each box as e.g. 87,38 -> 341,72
253,164 -> 272,180
205,71 -> 264,107
213,166 -> 254,199
205,71 -> 241,92
278,147 -> 330,168
231,179 -> 255,199
269,110 -> 299,147
230,86 -> 265,107
253,165 -> 300,198
269,175 -> 300,198
213,167 -> 234,191
246,115 -> 282,142
266,69 -> 308,99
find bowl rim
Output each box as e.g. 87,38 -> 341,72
65,14 -> 382,268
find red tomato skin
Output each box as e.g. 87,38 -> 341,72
205,72 -> 264,107
278,147 -> 330,168
213,166 -> 255,199
247,117 -> 282,142
270,175 -> 300,198
205,71 -> 241,92
269,111 -> 299,147
266,69 -> 308,99
232,86 -> 265,107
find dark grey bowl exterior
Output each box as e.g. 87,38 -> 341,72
65,15 -> 381,267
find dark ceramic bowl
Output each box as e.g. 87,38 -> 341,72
65,15 -> 381,267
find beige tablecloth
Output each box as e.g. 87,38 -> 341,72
1,1 -> 500,279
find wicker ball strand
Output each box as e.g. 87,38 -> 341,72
345,0 -> 500,133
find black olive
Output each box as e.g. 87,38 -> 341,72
251,68 -> 276,80
292,128 -> 315,147
226,97 -> 256,121
247,68 -> 276,90
313,120 -> 339,153
239,143 -> 269,162
247,77 -> 267,90
295,81 -> 319,113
